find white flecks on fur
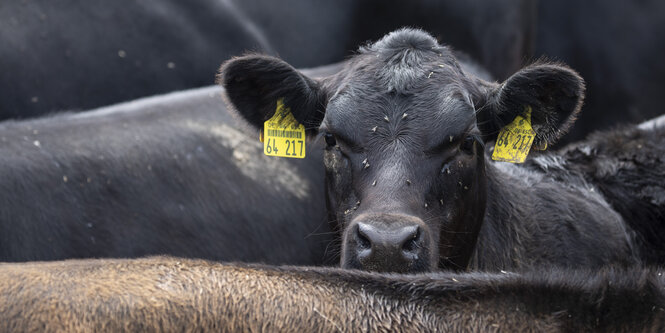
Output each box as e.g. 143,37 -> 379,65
312,307 -> 342,332
371,126 -> 378,132
579,145 -> 593,156
402,113 -> 408,119
362,158 -> 370,169
531,155 -> 566,171
185,121 -> 311,200
353,200 -> 361,211
492,161 -> 545,187
638,114 -> 665,131
384,115 -> 390,123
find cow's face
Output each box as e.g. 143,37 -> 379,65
221,29 -> 584,273
320,60 -> 488,273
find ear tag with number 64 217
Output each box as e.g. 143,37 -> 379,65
491,106 -> 536,163
261,98 -> 306,159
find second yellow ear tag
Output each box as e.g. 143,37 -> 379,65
491,106 -> 536,163
262,98 -> 306,158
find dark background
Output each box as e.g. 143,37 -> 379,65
1,0 -> 664,142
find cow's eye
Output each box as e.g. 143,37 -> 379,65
324,133 -> 337,147
460,135 -> 475,154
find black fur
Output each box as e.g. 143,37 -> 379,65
1,0 -> 534,120
481,62 -> 585,146
525,120 -> 665,265
219,55 -> 327,136
223,29 -> 661,273
0,66 -> 340,263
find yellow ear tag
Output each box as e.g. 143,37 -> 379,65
263,98 -> 306,158
491,106 -> 536,163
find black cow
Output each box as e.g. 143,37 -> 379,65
535,0 -> 665,142
525,114 -> 665,265
2,256 -> 664,332
0,0 -> 534,119
221,29 -> 664,274
0,65 -> 342,263
0,0 -> 267,119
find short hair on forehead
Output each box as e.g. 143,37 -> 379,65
356,28 -> 462,94
361,28 -> 442,56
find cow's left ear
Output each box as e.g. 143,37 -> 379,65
218,54 -> 327,136
476,63 -> 585,146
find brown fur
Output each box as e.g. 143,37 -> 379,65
1,257 -> 664,332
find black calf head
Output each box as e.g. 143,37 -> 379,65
220,28 -> 584,273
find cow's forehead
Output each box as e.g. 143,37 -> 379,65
346,47 -> 464,93
324,68 -> 475,144
324,87 -> 475,146
322,29 -> 478,145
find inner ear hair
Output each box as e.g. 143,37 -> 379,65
490,61 -> 585,145
218,54 -> 326,134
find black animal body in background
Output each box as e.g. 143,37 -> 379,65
0,65 -> 343,263
0,0 -> 534,119
535,0 -> 665,142
525,114 -> 665,265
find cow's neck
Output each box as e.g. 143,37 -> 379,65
467,157 -> 639,272
467,160 -> 538,272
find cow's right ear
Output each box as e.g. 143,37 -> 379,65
218,55 -> 326,135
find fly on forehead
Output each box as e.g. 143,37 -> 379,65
425,118 -> 479,156
417,91 -> 479,151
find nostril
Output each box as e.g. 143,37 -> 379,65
356,224 -> 372,250
401,226 -> 420,253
